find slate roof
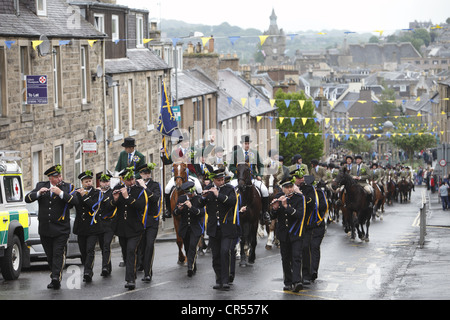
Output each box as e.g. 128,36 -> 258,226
171,70 -> 217,101
0,0 -> 104,38
105,49 -> 170,74
348,43 -> 421,65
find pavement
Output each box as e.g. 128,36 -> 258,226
390,185 -> 450,300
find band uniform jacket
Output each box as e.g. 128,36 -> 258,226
113,185 -> 147,238
302,185 -> 328,229
270,192 -> 306,241
95,188 -> 117,233
25,181 -> 78,237
198,184 -> 237,238
73,188 -> 103,236
142,179 -> 162,229
173,194 -> 205,238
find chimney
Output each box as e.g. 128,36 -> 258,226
208,36 -> 214,53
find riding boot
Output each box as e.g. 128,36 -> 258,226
164,194 -> 172,218
367,193 -> 373,209
261,197 -> 271,224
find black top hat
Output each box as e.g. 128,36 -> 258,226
78,170 -> 93,180
240,135 -> 252,143
181,181 -> 196,193
121,137 -> 136,148
44,164 -> 62,177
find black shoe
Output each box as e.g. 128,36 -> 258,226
47,279 -> 61,290
125,281 -> 136,290
187,269 -> 193,277
311,272 -> 318,282
303,279 -> 311,285
142,275 -> 152,282
83,273 -> 92,283
293,282 -> 303,292
101,268 -> 109,277
283,284 -> 292,291
221,284 -> 230,291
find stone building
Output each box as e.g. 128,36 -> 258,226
261,9 -> 287,67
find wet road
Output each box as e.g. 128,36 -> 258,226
0,186 -> 429,301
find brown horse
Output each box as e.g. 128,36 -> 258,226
265,183 -> 281,249
371,180 -> 385,220
398,178 -> 409,204
385,178 -> 396,205
170,162 -> 187,264
334,167 -> 372,242
236,163 -> 261,266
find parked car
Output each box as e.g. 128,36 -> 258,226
26,200 -> 81,262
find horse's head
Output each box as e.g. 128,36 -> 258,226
334,167 -> 352,189
173,162 -> 187,189
236,162 -> 252,190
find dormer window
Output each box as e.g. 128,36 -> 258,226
36,0 -> 47,16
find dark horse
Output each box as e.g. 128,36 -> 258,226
398,178 -> 409,204
334,167 -> 372,242
170,162 -> 188,264
235,163 -> 261,266
385,177 -> 397,205
371,180 -> 385,220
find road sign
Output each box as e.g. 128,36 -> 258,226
439,159 -> 447,167
172,105 -> 181,122
26,75 -> 48,104
82,140 -> 97,153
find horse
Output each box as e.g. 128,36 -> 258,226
170,162 -> 188,264
371,180 -> 385,220
316,180 -> 332,223
334,167 -> 372,242
385,178 -> 396,206
265,180 -> 280,250
235,163 -> 261,266
397,178 -> 409,204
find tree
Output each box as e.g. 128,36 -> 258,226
373,87 -> 398,117
275,90 -> 324,165
343,137 -> 372,155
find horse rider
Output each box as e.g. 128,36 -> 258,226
310,159 -> 327,183
95,171 -> 117,277
115,137 -> 146,179
371,162 -> 385,196
288,154 -> 309,175
270,176 -> 307,292
198,169 -> 237,291
25,164 -> 78,289
350,155 -> 374,208
263,149 -> 284,194
135,163 -> 161,283
194,149 -> 214,183
173,181 -> 205,277
73,170 -> 103,283
112,167 -> 148,290
229,134 -> 270,223
207,145 -> 233,179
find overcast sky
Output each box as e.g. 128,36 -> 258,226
117,0 -> 450,34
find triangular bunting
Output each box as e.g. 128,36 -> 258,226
259,35 -> 269,46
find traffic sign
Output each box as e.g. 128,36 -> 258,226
82,140 -> 97,153
439,159 -> 447,167
172,105 -> 181,122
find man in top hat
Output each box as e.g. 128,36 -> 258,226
135,163 -> 162,282
113,167 -> 148,290
25,164 -> 78,289
229,134 -> 270,223
270,176 -> 307,292
95,171 -> 117,277
198,169 -> 237,290
350,155 -> 373,206
73,170 -> 103,282
173,181 -> 205,277
115,137 -> 146,179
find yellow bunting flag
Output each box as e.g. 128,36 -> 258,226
325,118 -> 330,125
279,117 -> 284,124
32,40 -> 43,51
301,118 -> 307,125
415,97 -> 421,102
201,37 -> 211,47
256,116 -> 262,122
349,117 -> 353,122
417,112 -> 422,117
241,98 -> 247,107
270,99 -> 276,108
143,38 -> 154,44
299,100 -> 305,110
358,100 -> 367,104
328,101 -> 334,107
88,40 -> 97,47
259,35 -> 269,46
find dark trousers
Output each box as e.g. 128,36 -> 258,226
77,234 -> 99,277
280,237 -> 303,286
209,228 -> 236,285
182,228 -> 201,271
40,233 -> 69,283
119,235 -> 142,282
98,230 -> 114,274
302,222 -> 326,280
141,226 -> 158,277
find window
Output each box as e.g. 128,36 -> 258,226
3,176 -> 23,202
54,145 -> 63,166
146,76 -> 153,129
0,47 -> 6,117
52,46 -> 62,109
111,15 -> 119,42
157,76 -> 162,110
20,46 -> 30,113
136,15 -> 144,48
32,150 -> 42,187
128,79 -> 134,132
36,0 -> 47,16
74,141 -> 82,188
80,46 -> 88,104
164,47 -> 172,66
113,82 -> 120,135
94,14 -> 105,33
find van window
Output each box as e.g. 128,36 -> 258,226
3,176 -> 23,202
